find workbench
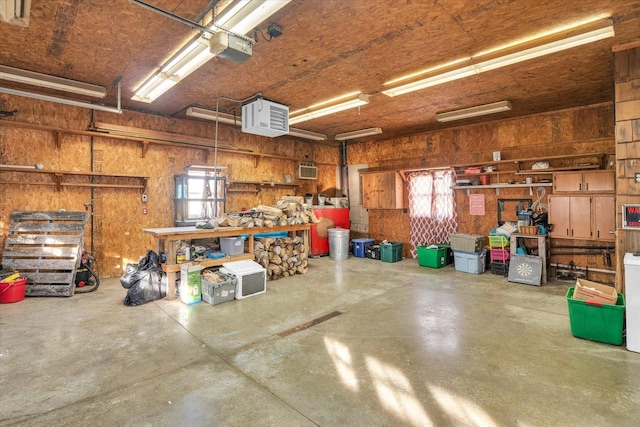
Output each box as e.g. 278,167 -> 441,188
142,224 -> 311,300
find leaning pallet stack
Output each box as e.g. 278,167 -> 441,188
488,235 -> 510,276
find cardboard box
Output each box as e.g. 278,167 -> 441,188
573,278 -> 618,305
179,263 -> 202,305
450,233 -> 485,253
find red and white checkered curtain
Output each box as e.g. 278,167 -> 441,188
407,170 -> 458,258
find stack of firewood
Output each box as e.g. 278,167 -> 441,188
254,236 -> 308,280
218,196 -> 319,228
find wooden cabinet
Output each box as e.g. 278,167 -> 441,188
549,195 -> 592,239
548,194 -> 615,241
553,170 -> 614,193
592,195 -> 616,241
362,171 -> 403,209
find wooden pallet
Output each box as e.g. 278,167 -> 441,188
2,211 -> 89,297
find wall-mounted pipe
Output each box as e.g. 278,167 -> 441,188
551,263 -> 615,275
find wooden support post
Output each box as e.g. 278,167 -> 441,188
54,131 -> 62,148
54,173 -> 63,191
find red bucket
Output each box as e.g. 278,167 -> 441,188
0,277 -> 27,303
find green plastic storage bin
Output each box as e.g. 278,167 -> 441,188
380,242 -> 402,263
417,245 -> 447,268
566,287 -> 625,346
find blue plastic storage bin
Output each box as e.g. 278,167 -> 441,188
352,238 -> 375,258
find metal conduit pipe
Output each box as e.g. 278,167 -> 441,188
551,263 -> 615,274
551,245 -> 615,250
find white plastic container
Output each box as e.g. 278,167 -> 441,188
624,252 -> 640,353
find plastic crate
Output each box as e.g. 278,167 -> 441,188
566,287 -> 625,345
380,242 -> 403,263
417,245 -> 447,268
202,272 -> 238,305
450,233 -> 485,252
490,248 -> 510,262
438,244 -> 453,265
488,235 -> 509,249
352,238 -> 375,258
365,244 -> 380,260
453,250 -> 486,274
220,236 -> 246,256
490,261 -> 509,276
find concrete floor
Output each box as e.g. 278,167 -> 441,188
1,256 -> 639,427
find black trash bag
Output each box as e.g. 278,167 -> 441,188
121,250 -> 167,306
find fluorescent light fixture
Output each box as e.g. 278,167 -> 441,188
0,86 -> 121,113
132,0 -> 291,103
186,106 -> 241,125
187,106 -> 326,140
289,93 -> 369,125
382,19 -> 614,97
382,65 -> 478,97
335,127 -> 382,140
436,101 -> 512,122
0,65 -> 107,98
287,128 -> 327,141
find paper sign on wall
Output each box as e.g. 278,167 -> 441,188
469,194 -> 485,216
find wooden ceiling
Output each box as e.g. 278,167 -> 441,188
1,0 -> 640,144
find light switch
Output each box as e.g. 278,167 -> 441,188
635,173 -> 640,184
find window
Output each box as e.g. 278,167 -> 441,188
407,170 -> 457,257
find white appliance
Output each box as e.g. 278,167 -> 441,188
220,259 -> 266,299
209,32 -> 252,63
241,99 -> 288,137
624,252 -> 640,353
298,162 -> 318,180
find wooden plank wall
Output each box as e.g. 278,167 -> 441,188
614,44 -> 640,293
348,103 -> 616,283
0,94 -> 340,278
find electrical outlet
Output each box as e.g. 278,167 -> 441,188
141,194 -> 147,202
635,173 -> 640,184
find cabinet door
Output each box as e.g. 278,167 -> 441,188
569,197 -> 592,239
377,172 -> 403,209
549,196 -> 571,237
554,172 -> 583,192
362,172 -> 403,209
362,174 -> 379,208
592,195 -> 616,241
583,170 -> 615,193
549,196 -> 591,239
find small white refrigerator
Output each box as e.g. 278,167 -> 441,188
624,252 -> 640,353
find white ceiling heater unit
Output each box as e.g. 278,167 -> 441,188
241,99 -> 289,137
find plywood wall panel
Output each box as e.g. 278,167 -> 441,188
349,103 -> 615,262
2,94 -> 340,278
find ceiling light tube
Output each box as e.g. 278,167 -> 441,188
214,0 -> 291,35
0,65 -> 107,98
132,0 -> 291,103
289,93 -> 369,125
335,127 -> 382,140
186,106 -> 241,125
382,66 -> 478,97
287,127 -> 328,141
436,101 -> 512,122
382,20 -> 614,98
0,86 -> 121,113
474,25 -> 614,73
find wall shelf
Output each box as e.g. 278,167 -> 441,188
0,166 -> 148,191
227,181 -> 300,194
453,182 -> 553,195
